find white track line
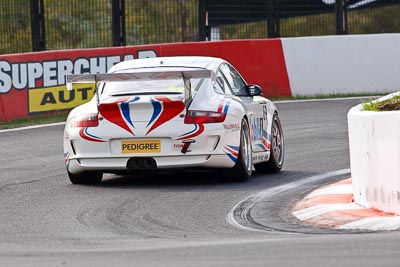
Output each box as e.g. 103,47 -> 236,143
274,96 -> 381,104
339,217 -> 400,231
305,184 -> 353,199
293,203 -> 362,221
0,122 -> 65,133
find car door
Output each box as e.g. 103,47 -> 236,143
218,63 -> 268,153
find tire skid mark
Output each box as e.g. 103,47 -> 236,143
0,180 -> 39,191
227,169 -> 351,234
76,198 -> 149,237
76,195 -> 186,238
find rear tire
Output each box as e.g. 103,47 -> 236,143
225,119 -> 252,182
68,171 -> 103,185
255,114 -> 284,173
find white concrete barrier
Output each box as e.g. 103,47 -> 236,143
348,92 -> 400,214
282,34 -> 400,96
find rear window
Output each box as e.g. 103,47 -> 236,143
100,78 -> 205,98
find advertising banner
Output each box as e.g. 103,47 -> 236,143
0,40 -> 290,121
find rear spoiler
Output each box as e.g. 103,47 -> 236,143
66,69 -> 215,107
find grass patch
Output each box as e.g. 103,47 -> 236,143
0,113 -> 68,130
270,93 -> 385,101
362,95 -> 400,112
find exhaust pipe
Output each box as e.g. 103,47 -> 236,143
127,157 -> 157,170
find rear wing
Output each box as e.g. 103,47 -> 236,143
66,69 -> 215,107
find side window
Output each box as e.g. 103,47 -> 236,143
219,63 -> 247,96
215,70 -> 233,95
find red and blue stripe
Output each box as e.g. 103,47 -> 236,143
217,99 -> 231,114
79,127 -> 105,142
176,123 -> 205,140
256,130 -> 271,151
224,145 -> 239,163
146,96 -> 185,135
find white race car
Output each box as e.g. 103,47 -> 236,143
64,56 -> 284,184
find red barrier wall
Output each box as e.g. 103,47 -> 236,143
0,40 -> 290,121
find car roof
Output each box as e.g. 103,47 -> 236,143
108,56 -> 226,73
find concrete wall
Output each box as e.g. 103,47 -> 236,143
282,34 -> 400,96
348,92 -> 400,214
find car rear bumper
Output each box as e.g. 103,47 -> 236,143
66,153 -> 236,174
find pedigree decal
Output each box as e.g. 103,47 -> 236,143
0,50 -> 157,113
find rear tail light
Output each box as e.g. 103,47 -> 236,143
70,113 -> 99,128
184,110 -> 226,124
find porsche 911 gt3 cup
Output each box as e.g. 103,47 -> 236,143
63,56 -> 284,184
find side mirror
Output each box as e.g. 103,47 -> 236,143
247,85 -> 263,96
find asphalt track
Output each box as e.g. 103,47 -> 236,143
1,98 -> 399,267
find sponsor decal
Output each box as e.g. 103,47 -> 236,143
173,143 -> 185,149
262,105 -> 268,121
223,123 -> 240,131
252,154 -> 268,162
251,117 -> 263,141
121,140 -> 161,154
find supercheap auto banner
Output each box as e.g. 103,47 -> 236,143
0,40 -> 291,121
